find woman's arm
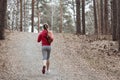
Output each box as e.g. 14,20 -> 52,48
37,33 -> 42,42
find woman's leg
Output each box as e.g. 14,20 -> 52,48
42,46 -> 47,74
42,46 -> 51,74
46,46 -> 51,71
46,60 -> 50,71
43,60 -> 47,66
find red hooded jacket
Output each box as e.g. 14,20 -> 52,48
37,30 -> 53,46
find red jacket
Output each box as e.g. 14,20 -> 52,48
37,30 -> 53,46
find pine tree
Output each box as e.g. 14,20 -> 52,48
31,0 -> 34,32
60,0 -> 63,33
100,0 -> 104,34
117,0 -> 120,51
112,0 -> 117,41
82,0 -> 85,34
0,0 -> 7,40
76,0 -> 81,34
20,0 -> 23,31
93,0 -> 98,34
104,0 -> 108,34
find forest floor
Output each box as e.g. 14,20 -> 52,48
0,30 -> 120,80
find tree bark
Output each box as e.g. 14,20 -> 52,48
16,0 -> 19,31
72,0 -> 76,26
117,0 -> 120,51
93,0 -> 98,34
76,0 -> 81,34
20,0 -> 23,31
112,0 -> 117,41
60,0 -> 63,33
0,0 -> 7,40
96,0 -> 101,34
100,0 -> 104,34
31,0 -> 34,32
38,12 -> 40,33
37,1 -> 40,33
104,0 -> 108,34
24,0 -> 26,31
82,0 -> 85,35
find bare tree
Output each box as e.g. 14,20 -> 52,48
37,1 -> 40,33
100,0 -> 104,34
31,0 -> 34,32
104,0 -> 108,34
72,0 -> 76,24
76,0 -> 81,34
24,0 -> 26,31
96,0 -> 101,34
60,0 -> 63,33
20,0 -> 23,31
82,0 -> 85,34
0,0 -> 7,40
37,12 -> 40,33
16,0 -> 19,31
112,0 -> 117,41
117,0 -> 120,51
93,0 -> 98,34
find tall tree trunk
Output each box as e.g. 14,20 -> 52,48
104,0 -> 108,34
20,0 -> 23,31
16,0 -> 19,31
60,0 -> 63,33
100,0 -> 104,34
37,1 -> 40,33
72,0 -> 76,25
76,0 -> 81,34
24,0 -> 26,31
112,0 -> 117,41
12,12 -> 14,30
0,0 -> 7,40
119,27 -> 120,51
118,0 -> 120,51
93,0 -> 98,34
82,0 -> 85,35
31,0 -> 34,32
96,0 -> 101,34
38,12 -> 40,33
4,0 -> 7,29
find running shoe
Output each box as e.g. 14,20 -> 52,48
42,66 -> 46,74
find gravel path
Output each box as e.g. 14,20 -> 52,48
0,32 -> 111,80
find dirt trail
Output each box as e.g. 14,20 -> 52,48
0,32 -> 111,80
